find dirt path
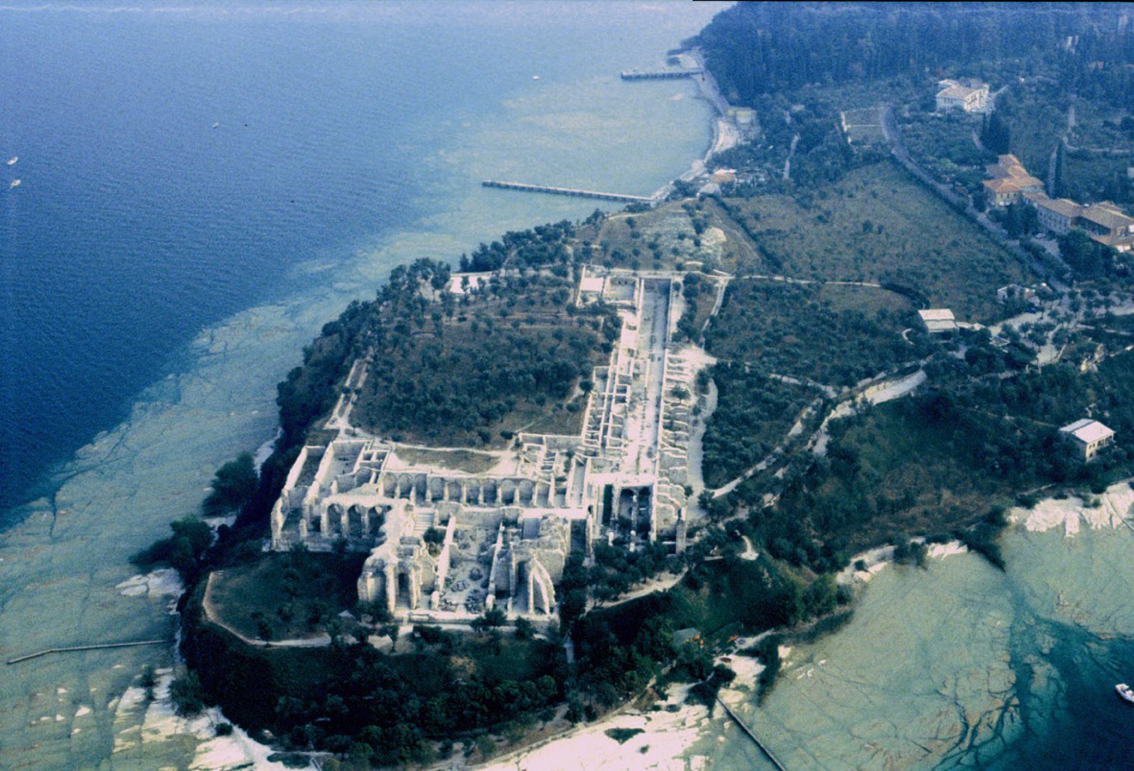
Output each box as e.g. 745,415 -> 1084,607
783,133 -> 800,181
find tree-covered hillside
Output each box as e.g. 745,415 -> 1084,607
694,2 -> 1134,107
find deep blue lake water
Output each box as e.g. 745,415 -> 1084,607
0,1 -> 718,513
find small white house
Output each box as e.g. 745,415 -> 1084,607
918,308 -> 957,335
935,79 -> 989,112
1059,419 -> 1116,461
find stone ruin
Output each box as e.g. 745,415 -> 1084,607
269,269 -> 698,623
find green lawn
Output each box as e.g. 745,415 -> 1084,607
207,551 -> 364,641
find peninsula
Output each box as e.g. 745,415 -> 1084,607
135,3 -> 1134,768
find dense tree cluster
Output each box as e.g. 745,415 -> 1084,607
1058,230 -> 1123,281
459,221 -> 576,272
202,452 -> 259,517
701,364 -> 810,489
755,350 -> 1134,573
694,3 -> 1134,108
980,112 -> 1012,157
182,601 -> 565,766
704,280 -> 921,387
352,273 -> 618,444
131,516 -> 213,581
675,272 -> 712,342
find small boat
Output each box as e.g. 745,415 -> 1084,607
531,75 -> 540,80
8,179 -> 20,189
6,156 -> 16,166
212,122 -> 220,129
1117,683 -> 1134,704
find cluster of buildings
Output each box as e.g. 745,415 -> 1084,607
269,269 -> 702,624
983,154 -> 1134,252
1025,193 -> 1134,252
935,78 -> 990,113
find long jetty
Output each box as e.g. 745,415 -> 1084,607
481,180 -> 654,204
620,68 -> 702,80
716,698 -> 788,771
7,638 -> 172,665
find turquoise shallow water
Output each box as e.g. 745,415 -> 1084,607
691,499 -> 1134,770
0,2 -> 724,767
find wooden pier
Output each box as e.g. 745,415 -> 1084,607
620,68 -> 703,80
482,180 -> 654,204
7,638 -> 172,665
717,698 -> 788,771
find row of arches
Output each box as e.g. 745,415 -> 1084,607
376,474 -> 562,508
315,503 -> 384,540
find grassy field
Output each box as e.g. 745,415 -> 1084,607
394,447 -> 501,474
841,106 -> 886,145
720,162 -> 1031,321
208,551 -> 364,640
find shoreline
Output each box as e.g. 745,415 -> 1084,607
157,51 -> 738,770
0,8 -> 729,768
648,46 -> 738,202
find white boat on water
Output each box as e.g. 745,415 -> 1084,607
1117,683 -> 1134,704
6,156 -> 16,166
8,179 -> 20,189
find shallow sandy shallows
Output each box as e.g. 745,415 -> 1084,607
1015,482 -> 1134,535
488,684 -> 710,771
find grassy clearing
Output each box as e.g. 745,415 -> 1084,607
393,448 -> 501,474
841,106 -> 886,145
721,162 -> 1032,321
452,636 -> 554,683
208,552 -> 364,640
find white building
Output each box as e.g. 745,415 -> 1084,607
918,308 -> 957,335
1059,419 -> 1116,461
936,79 -> 989,112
